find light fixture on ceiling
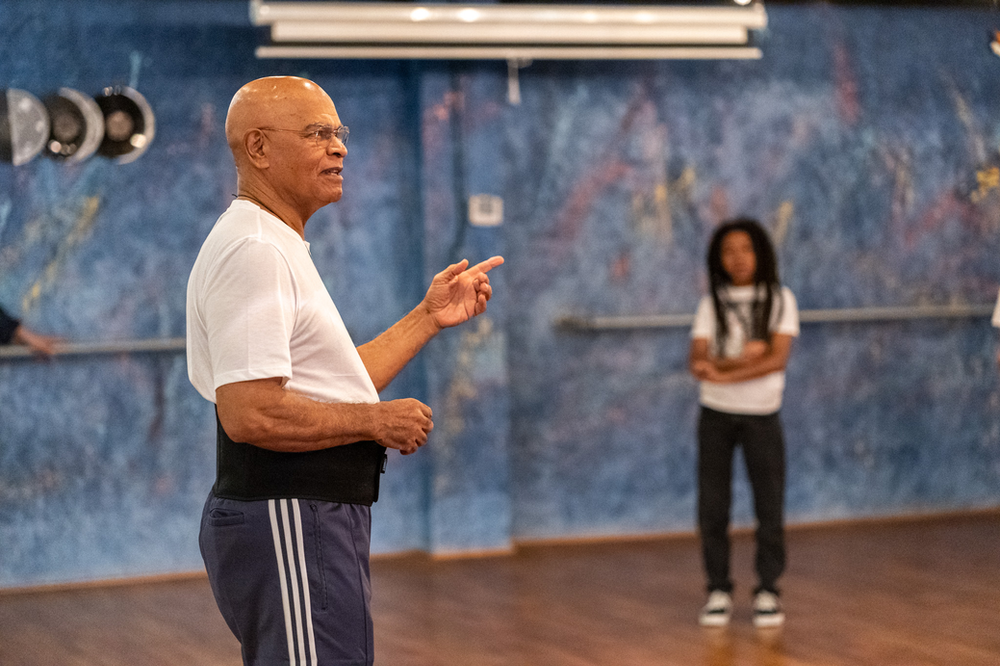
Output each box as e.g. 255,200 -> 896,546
250,1 -> 768,61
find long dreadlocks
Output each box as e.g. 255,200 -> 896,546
706,218 -> 781,358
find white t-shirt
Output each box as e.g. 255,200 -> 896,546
992,288 -> 1000,328
691,285 -> 799,415
186,199 -> 378,406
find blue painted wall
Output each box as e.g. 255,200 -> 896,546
1,1 -> 999,587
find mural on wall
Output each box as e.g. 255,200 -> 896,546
0,1 -> 434,586
500,6 -> 1000,538
418,68 -> 512,555
2,1 -> 1000,587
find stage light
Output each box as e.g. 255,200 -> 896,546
94,86 -> 155,164
0,89 -> 49,166
42,88 -> 105,163
1,86 -> 154,166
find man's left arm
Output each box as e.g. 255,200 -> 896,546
358,256 -> 504,393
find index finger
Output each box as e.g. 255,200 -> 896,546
468,255 -> 504,275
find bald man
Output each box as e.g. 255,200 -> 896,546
186,76 -> 503,666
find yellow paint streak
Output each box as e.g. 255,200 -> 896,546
943,72 -> 986,164
631,180 -> 672,242
441,317 -> 495,438
21,196 -> 101,314
971,166 -> 1000,204
772,201 -> 794,247
675,166 -> 696,193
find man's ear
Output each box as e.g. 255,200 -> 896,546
243,129 -> 269,168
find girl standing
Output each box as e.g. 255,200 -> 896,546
689,219 -> 799,628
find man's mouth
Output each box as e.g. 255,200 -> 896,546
323,167 -> 342,176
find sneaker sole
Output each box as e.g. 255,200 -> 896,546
699,615 -> 731,627
753,613 -> 785,628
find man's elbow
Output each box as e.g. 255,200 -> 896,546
217,409 -> 277,446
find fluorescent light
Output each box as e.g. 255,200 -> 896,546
252,2 -> 767,28
250,1 -> 768,61
270,22 -> 751,46
255,45 -> 764,61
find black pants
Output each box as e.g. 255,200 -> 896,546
697,406 -> 786,596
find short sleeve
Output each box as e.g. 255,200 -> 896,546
691,296 -> 716,340
203,238 -> 297,389
772,287 -> 800,337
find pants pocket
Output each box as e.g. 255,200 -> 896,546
207,507 -> 245,527
310,502 -> 330,611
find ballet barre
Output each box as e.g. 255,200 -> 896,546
0,337 -> 186,358
556,303 -> 996,331
0,304 -> 994,356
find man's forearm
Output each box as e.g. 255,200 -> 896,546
217,380 -> 382,451
357,303 -> 441,392
217,377 -> 433,456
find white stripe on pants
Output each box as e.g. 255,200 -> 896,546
269,499 -> 319,666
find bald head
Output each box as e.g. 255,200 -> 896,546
225,76 -> 333,163
223,76 -> 347,232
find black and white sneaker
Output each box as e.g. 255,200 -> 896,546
699,590 -> 732,627
752,591 -> 785,628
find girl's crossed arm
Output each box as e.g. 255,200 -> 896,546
690,334 -> 794,384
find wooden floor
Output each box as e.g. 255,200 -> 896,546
1,512 -> 998,665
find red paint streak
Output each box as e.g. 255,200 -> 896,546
904,191 -> 980,250
833,43 -> 861,126
610,251 -> 631,283
553,161 -> 632,240
708,185 -> 730,224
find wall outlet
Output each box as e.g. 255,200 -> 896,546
468,194 -> 503,227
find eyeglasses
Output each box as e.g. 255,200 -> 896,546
258,124 -> 349,147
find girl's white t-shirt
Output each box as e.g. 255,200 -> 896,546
691,285 -> 799,415
186,199 -> 378,406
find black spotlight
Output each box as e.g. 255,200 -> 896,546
0,88 -> 50,166
94,86 -> 155,164
43,88 -> 105,164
